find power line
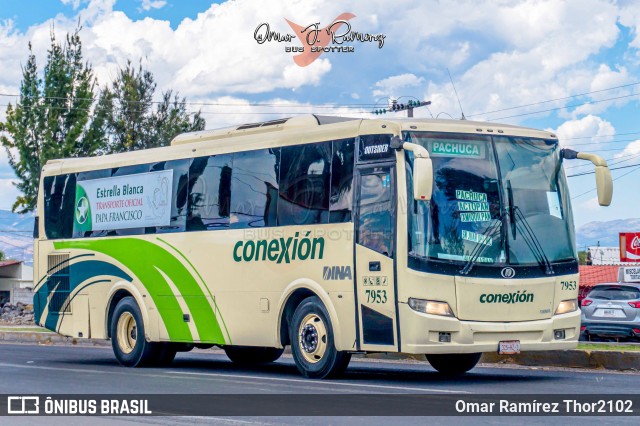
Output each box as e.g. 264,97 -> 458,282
563,137 -> 640,148
564,152 -> 640,170
571,164 -> 640,199
487,91 -> 640,121
467,82 -> 640,117
567,162 -> 640,177
0,92 -> 382,109
560,130 -> 640,141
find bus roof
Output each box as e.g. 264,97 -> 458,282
42,114 -> 557,176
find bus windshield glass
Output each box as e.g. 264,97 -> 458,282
405,132 -> 576,269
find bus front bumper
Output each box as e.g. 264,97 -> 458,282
398,303 -> 581,354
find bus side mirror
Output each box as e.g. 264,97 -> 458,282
413,157 -> 433,201
594,165 -> 613,206
562,149 -> 613,206
402,142 -> 433,201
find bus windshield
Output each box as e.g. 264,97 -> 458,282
405,131 -> 576,270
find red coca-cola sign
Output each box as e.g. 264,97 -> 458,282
620,232 -> 640,262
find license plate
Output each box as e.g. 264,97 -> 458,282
595,309 -> 625,318
498,340 -> 520,355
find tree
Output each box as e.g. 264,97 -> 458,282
1,30 -> 205,213
96,61 -> 205,153
0,28 -> 104,213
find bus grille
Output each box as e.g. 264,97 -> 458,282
47,253 -> 71,313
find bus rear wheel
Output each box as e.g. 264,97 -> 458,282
426,353 -> 482,375
111,296 -> 161,367
289,296 -> 351,379
224,346 -> 284,364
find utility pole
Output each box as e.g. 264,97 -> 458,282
372,99 -> 431,118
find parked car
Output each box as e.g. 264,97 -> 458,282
580,283 -> 640,341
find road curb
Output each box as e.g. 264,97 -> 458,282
2,331 -> 639,371
0,331 -> 110,347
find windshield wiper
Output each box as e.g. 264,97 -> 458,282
459,218 -> 503,275
507,181 -> 516,239
506,180 -> 554,275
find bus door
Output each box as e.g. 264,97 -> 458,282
354,164 -> 399,352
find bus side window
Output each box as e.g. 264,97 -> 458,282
329,138 -> 355,223
44,174 -> 76,239
153,159 -> 189,234
187,155 -> 232,231
278,142 -> 331,226
230,149 -> 279,229
357,171 -> 394,257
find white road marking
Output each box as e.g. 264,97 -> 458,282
167,370 -> 470,394
0,361 -> 468,394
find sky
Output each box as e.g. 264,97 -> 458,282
0,0 -> 639,234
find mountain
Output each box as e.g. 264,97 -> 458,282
0,210 -> 34,264
575,218 -> 640,248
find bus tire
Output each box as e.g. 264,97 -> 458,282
426,353 -> 482,375
110,296 -> 159,367
224,346 -> 284,364
289,296 -> 351,379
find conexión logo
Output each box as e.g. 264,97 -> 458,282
254,13 -> 386,67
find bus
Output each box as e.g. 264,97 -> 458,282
33,115 -> 613,378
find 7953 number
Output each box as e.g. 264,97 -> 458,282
365,289 -> 387,304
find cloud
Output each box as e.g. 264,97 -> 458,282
0,1 -> 340,98
0,179 -> 19,211
372,73 -> 425,98
552,115 -> 616,146
187,96 -> 371,130
614,140 -> 640,159
60,0 -> 84,10
138,0 -> 167,12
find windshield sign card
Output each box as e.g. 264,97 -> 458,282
546,191 -> 562,219
428,139 -> 485,159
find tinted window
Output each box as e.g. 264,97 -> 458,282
405,134 -> 503,264
330,138 -> 354,223
44,174 -> 76,239
278,143 -> 331,226
230,149 -> 279,228
589,286 -> 640,301
187,155 -> 232,230
152,159 -> 189,234
357,168 -> 394,256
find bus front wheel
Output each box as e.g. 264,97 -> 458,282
111,296 -> 161,367
289,296 -> 351,379
224,346 -> 284,364
426,353 -> 482,375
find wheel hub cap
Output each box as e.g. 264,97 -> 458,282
116,312 -> 137,354
298,314 -> 327,363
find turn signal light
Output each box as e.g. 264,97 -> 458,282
581,299 -> 592,307
628,301 -> 640,308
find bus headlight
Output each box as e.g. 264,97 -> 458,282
408,298 -> 454,317
555,299 -> 578,315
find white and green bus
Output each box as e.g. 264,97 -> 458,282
33,115 -> 612,378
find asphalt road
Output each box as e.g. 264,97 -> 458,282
0,342 -> 638,425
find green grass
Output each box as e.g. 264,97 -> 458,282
577,343 -> 640,352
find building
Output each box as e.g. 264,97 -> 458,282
0,260 -> 33,306
586,246 -> 640,266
